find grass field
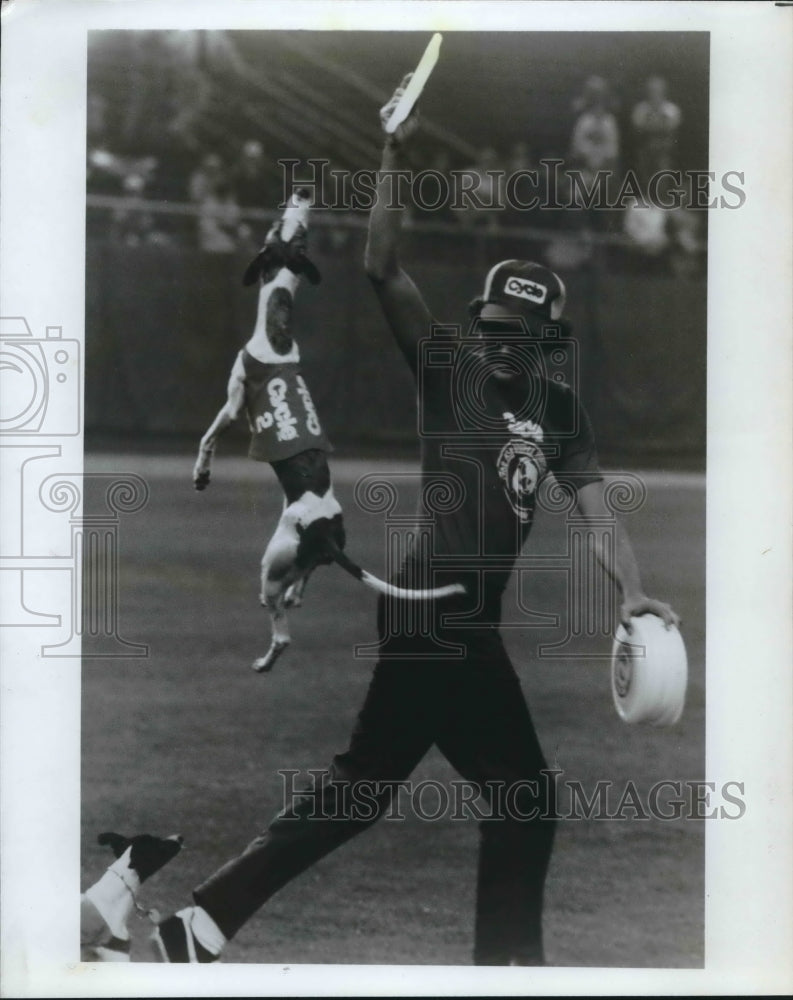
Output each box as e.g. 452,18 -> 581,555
81,453 -> 705,968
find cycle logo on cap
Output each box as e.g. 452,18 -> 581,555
504,277 -> 547,305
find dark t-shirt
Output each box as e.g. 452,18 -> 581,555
400,336 -> 602,609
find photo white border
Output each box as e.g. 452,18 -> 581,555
1,1 -> 791,995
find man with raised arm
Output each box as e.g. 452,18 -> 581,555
360,79 -> 679,965
149,78 -> 678,968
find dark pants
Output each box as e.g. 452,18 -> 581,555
193,593 -> 556,965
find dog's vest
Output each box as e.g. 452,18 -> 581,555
241,350 -> 332,463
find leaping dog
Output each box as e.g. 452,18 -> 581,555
81,831 -> 183,962
193,188 -> 464,673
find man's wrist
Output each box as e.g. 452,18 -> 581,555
382,139 -> 404,165
621,589 -> 646,605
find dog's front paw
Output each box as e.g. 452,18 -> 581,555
194,470 -> 211,491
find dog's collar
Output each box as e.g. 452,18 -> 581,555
108,864 -> 138,896
107,867 -> 152,918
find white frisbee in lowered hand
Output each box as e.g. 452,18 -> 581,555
611,615 -> 688,726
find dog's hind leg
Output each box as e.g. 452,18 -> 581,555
284,571 -> 311,608
253,586 -> 291,673
252,516 -> 299,673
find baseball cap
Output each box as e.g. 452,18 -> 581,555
469,260 -> 571,337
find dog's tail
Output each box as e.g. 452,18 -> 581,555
329,545 -> 465,601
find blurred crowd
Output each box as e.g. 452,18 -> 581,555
567,73 -> 699,278
443,74 -> 700,278
87,91 -> 275,253
87,72 -> 703,278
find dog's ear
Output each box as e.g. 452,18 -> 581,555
242,246 -> 285,287
291,253 -> 322,286
97,831 -> 130,858
242,251 -> 263,287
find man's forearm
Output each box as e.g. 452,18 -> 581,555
611,521 -> 644,600
576,482 -> 679,628
364,141 -> 409,281
576,482 -> 645,601
589,517 -> 644,601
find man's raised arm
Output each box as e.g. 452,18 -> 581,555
364,78 -> 434,374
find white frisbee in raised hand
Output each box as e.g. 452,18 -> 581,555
611,615 -> 688,726
385,33 -> 443,134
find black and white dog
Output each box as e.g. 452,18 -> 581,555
193,188 -> 464,673
81,831 -> 183,962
